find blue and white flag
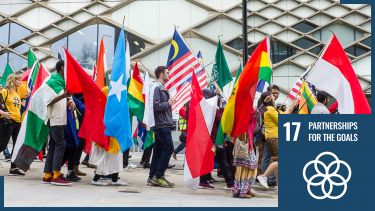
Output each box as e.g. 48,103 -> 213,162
103,28 -> 132,152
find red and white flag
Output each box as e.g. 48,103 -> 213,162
184,72 -> 217,190
287,79 -> 302,101
306,35 -> 370,114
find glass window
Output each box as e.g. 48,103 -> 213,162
345,44 -> 370,57
309,44 -> 324,55
14,42 -> 31,55
68,25 -> 98,69
9,23 -> 31,45
292,37 -> 319,49
98,24 -> 116,68
51,37 -> 68,59
247,44 -> 257,57
361,37 -> 371,48
227,37 -> 244,51
292,21 -> 318,33
271,40 -> 297,64
0,23 -> 9,45
8,53 -> 27,71
128,32 -> 146,57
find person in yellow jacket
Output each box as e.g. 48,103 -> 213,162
257,91 -> 297,188
89,85 -> 126,186
0,73 -> 29,176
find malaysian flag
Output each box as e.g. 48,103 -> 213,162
165,30 -> 202,91
172,51 -> 208,111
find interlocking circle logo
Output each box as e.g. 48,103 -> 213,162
302,152 -> 351,200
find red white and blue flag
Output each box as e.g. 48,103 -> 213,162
172,50 -> 208,111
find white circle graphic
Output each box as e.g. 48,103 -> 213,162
302,151 -> 352,200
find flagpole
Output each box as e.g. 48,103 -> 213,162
242,0 -> 248,67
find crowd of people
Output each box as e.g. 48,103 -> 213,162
0,61 -> 336,198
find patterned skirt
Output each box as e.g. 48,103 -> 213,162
232,150 -> 258,198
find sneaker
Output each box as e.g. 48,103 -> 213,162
128,162 -> 137,169
9,168 -> 25,176
5,155 -> 11,162
51,175 -> 72,186
100,175 -> 112,181
110,179 -> 128,186
199,182 -> 215,189
147,177 -> 153,186
150,177 -> 170,188
66,173 -> 82,182
91,179 -> 109,186
257,175 -> 269,189
160,176 -> 174,187
42,177 -> 52,184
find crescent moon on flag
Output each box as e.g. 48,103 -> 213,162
169,40 -> 179,61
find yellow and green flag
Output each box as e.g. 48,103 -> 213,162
128,62 -> 145,120
299,81 -> 317,114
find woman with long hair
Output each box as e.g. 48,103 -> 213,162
0,73 -> 29,176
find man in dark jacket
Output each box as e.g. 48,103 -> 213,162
148,66 -> 176,188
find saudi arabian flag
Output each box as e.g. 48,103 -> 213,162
1,63 -> 13,87
12,73 -> 65,171
128,62 -> 145,120
211,40 -> 232,90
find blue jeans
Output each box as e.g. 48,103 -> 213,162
149,128 -> 174,179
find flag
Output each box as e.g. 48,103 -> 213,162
184,72 -> 217,190
164,29 -> 202,91
211,39 -> 232,90
288,79 -> 302,101
221,37 -> 269,138
133,120 -> 155,150
306,35 -> 370,114
12,68 -> 59,171
64,48 -> 110,151
27,49 -> 40,89
255,39 -> 273,93
215,65 -> 242,145
142,70 -> 155,131
172,51 -> 208,111
128,62 -> 145,120
96,37 -> 107,89
298,81 -> 317,114
1,63 -> 13,87
103,28 -> 132,152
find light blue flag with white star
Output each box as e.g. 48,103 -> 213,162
103,28 -> 132,152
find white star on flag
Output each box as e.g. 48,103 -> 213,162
108,74 -> 127,102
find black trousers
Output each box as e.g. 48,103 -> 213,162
44,126 -> 66,173
0,119 -> 21,169
62,147 -> 77,171
141,146 -> 153,164
74,138 -> 85,166
215,147 -> 234,187
123,149 -> 130,167
149,128 -> 174,178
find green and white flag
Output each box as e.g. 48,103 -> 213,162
211,40 -> 232,90
12,72 -> 64,171
1,63 -> 14,87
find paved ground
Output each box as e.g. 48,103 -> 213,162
1,152 -> 278,207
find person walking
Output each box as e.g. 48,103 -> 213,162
0,73 -> 29,176
147,66 -> 175,188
